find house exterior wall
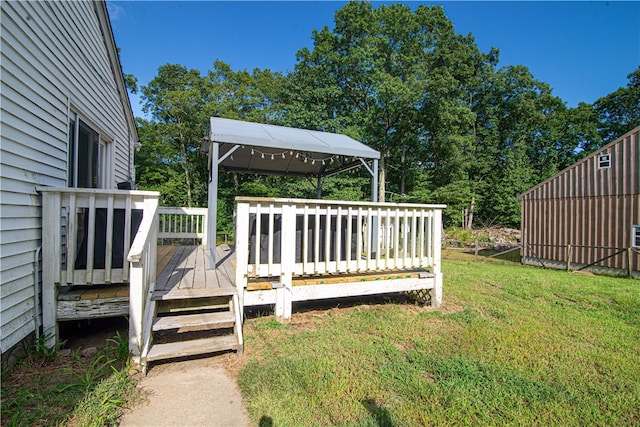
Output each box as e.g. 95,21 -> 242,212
0,0 -> 137,358
520,127 -> 640,275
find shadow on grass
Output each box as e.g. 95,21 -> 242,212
259,415 -> 274,426
362,398 -> 394,427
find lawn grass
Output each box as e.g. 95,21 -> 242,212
238,258 -> 640,426
1,331 -> 142,426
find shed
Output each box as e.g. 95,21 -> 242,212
519,126 -> 640,277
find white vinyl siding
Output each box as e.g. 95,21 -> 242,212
1,0 -> 135,354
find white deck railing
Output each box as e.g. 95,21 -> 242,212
37,187 -> 160,345
158,207 -> 208,244
127,197 -> 159,367
38,187 -> 161,287
235,197 -> 445,311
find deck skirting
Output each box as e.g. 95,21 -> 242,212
243,274 -> 439,317
57,285 -> 129,321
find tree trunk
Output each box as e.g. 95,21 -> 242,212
178,131 -> 193,207
233,173 -> 239,195
466,196 -> 475,230
379,151 -> 386,203
400,146 -> 406,195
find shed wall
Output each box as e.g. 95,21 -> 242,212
1,1 -> 135,354
520,128 -> 640,273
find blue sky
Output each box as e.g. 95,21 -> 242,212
108,1 -> 640,119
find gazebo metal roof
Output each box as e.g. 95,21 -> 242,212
205,117 -> 380,266
211,117 -> 380,177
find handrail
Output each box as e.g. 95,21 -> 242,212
127,197 -> 159,369
128,200 -> 160,263
157,206 -> 208,244
235,196 -> 447,210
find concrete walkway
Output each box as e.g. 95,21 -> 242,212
120,357 -> 250,427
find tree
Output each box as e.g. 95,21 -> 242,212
284,2 -> 473,202
594,67 -> 640,143
139,64 -> 210,207
133,2 -> 634,231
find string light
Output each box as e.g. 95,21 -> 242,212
238,146 -> 335,166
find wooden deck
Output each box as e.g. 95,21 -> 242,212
155,244 -> 236,294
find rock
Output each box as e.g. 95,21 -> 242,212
81,347 -> 98,358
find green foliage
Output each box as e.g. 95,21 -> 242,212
132,1 -> 637,229
238,261 -> 640,425
1,333 -> 140,426
446,227 -> 474,245
32,330 -> 64,360
594,67 -> 640,143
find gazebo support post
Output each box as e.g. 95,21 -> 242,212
372,159 -> 378,202
208,139 -> 219,268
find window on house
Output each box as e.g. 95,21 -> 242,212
633,225 -> 640,248
598,153 -> 611,169
68,113 -> 111,188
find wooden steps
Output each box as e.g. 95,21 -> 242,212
152,287 -> 237,301
152,311 -> 235,332
144,290 -> 242,365
139,245 -> 243,369
146,336 -> 238,362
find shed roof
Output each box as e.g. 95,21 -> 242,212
210,117 -> 379,177
518,125 -> 640,200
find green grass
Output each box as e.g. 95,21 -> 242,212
238,258 -> 640,426
1,331 -> 142,426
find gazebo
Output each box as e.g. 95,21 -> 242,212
204,117 -> 381,265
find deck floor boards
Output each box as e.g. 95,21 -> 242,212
156,244 -> 235,293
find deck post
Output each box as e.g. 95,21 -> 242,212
431,208 -> 443,308
41,191 -> 61,346
276,203 -> 295,319
235,201 -> 250,317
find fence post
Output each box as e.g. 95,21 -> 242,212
566,244 -> 572,272
474,240 -> 478,261
628,248 -> 632,278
